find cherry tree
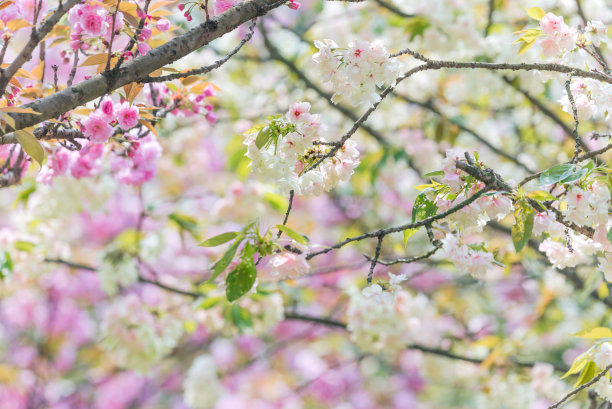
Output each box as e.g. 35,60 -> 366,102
0,0 -> 611,408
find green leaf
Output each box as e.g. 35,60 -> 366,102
196,296 -> 224,309
255,126 -> 272,149
208,235 -> 245,282
539,164 -> 576,186
526,190 -> 556,201
14,241 -> 35,252
607,226 -> 612,245
561,352 -> 589,379
199,232 -> 238,247
169,213 -> 199,240
512,202 -> 534,253
403,228 -> 419,247
423,170 -> 444,178
411,192 -> 438,223
574,361 -> 597,388
525,6 -> 546,20
405,16 -> 430,41
572,327 -> 612,339
15,128 -> 44,167
0,251 -> 12,279
517,39 -> 536,56
562,167 -> 589,184
276,225 -> 309,245
230,304 -> 253,332
263,192 -> 288,212
226,257 -> 257,302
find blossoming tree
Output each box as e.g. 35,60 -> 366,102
0,0 -> 611,407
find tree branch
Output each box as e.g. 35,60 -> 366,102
4,0 -> 287,134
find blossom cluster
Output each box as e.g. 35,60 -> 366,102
145,82 -> 219,123
347,273 -> 438,355
244,102 -> 360,195
532,13 -> 611,123
38,131 -> 162,187
82,97 -> 140,143
183,354 -> 225,409
312,39 -> 400,108
440,234 -> 499,279
100,293 -> 184,372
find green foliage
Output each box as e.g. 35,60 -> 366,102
199,232 -> 239,247
226,243 -> 257,302
276,225 -> 309,245
411,191 -> 438,224
169,213 -> 200,240
511,200 -> 534,253
0,251 -> 12,279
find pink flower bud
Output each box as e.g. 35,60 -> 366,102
140,28 -> 152,41
202,84 -> 216,97
156,18 -> 170,32
137,42 -> 151,56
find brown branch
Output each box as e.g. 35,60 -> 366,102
140,19 -> 257,83
548,364 -> 612,409
4,0 -> 288,134
306,185 -> 491,260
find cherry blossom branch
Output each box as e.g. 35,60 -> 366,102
366,235 -> 384,284
373,0 -> 414,18
43,258 -> 202,298
456,156 -> 596,238
517,143 -> 612,188
276,190 -> 295,238
139,18 -> 258,83
564,77 -> 582,162
3,0 -> 288,134
574,0 -> 610,74
548,364 -> 612,409
397,52 -> 612,83
306,185 -> 492,260
363,247 -> 441,266
0,0 -> 81,97
259,24 -> 390,146
283,313 -> 567,370
397,93 -> 535,173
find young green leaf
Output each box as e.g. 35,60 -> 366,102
423,170 -> 444,178
525,6 -> 546,20
0,251 -> 12,279
255,126 -> 272,149
230,304 -> 253,331
276,225 -> 309,245
561,352 -> 589,379
412,192 -> 438,223
15,128 -> 44,167
403,227 -> 419,247
574,361 -> 597,388
169,212 -> 200,240
539,164 -> 576,186
572,327 -> 612,339
226,258 -> 257,302
511,202 -> 534,253
208,236 -> 245,282
199,231 -> 238,247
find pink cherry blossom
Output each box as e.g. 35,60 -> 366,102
98,96 -> 115,122
82,114 -> 114,143
539,13 -> 565,36
116,102 -> 140,130
81,9 -> 104,36
156,18 -> 170,32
